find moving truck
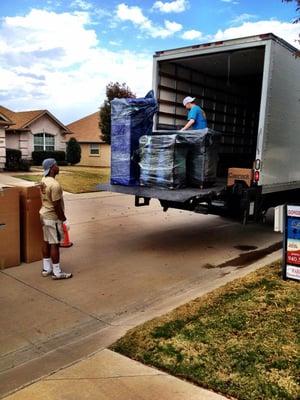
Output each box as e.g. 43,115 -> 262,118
104,33 -> 300,223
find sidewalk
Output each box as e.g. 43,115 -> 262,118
0,184 -> 281,400
5,350 -> 228,400
2,247 -> 281,400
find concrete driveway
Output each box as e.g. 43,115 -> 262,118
0,191 -> 281,397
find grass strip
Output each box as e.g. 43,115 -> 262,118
111,263 -> 300,400
14,167 -> 109,193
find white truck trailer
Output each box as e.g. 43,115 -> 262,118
105,33 -> 300,223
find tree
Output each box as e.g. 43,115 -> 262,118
99,82 -> 136,144
66,137 -> 81,165
282,0 -> 300,23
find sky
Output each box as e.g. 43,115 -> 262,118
0,0 -> 299,124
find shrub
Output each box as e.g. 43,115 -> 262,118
19,159 -> 32,172
66,138 -> 81,165
58,160 -> 68,166
5,148 -> 22,171
31,150 -> 66,165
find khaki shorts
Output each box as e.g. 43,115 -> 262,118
41,218 -> 64,245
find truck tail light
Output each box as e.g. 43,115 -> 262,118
254,171 -> 260,182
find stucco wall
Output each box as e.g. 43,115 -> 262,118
28,114 -> 67,155
4,114 -> 67,160
78,143 -> 111,167
19,131 -> 30,158
99,144 -> 111,167
0,127 -> 6,169
5,132 -> 31,159
5,133 -> 20,150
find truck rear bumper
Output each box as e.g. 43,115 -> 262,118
98,182 -> 264,224
98,183 -> 226,203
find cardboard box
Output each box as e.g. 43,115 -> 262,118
19,186 -> 43,263
0,187 -> 20,269
227,168 -> 253,187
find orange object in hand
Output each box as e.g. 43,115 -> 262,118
60,223 -> 73,248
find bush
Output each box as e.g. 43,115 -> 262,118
66,138 -> 81,165
32,150 -> 66,165
5,148 -> 22,171
58,160 -> 68,166
19,159 -> 32,172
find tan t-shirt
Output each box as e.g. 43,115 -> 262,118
39,176 -> 64,220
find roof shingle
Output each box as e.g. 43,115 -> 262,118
66,112 -> 104,143
0,105 -> 70,132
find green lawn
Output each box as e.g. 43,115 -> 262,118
14,166 -> 110,193
112,263 -> 299,400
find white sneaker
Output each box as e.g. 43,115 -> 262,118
42,269 -> 53,277
52,271 -> 73,280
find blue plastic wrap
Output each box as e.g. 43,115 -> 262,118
110,91 -> 158,186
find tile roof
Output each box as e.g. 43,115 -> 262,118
0,108 -> 14,125
66,112 -> 105,143
0,105 -> 70,132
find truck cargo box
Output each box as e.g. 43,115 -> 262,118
101,33 -> 300,223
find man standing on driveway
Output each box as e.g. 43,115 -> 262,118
40,158 -> 72,280
181,96 -> 208,132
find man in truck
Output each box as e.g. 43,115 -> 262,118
181,96 -> 208,132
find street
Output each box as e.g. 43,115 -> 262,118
0,191 -> 281,398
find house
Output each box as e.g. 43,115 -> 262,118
66,112 -> 110,167
0,111 -> 14,169
0,105 -> 70,169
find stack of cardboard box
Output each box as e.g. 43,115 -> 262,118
0,185 -> 43,269
0,187 -> 20,269
19,186 -> 44,263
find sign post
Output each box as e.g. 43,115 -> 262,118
283,204 -> 300,281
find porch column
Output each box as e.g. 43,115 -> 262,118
19,131 -> 30,159
0,127 -> 6,169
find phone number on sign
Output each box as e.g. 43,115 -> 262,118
287,254 -> 300,264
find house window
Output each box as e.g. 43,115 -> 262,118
34,133 -> 55,151
90,143 -> 100,156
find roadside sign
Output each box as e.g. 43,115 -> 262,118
283,204 -> 300,281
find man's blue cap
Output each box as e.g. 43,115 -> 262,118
42,158 -> 57,176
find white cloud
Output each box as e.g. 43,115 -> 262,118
221,0 -> 238,3
70,0 -> 92,10
116,3 -> 182,38
213,20 -> 300,49
230,13 -> 257,24
117,4 -> 150,26
181,29 -> 203,40
0,9 -> 152,123
109,40 -> 122,46
153,0 -> 189,13
163,20 -> 182,33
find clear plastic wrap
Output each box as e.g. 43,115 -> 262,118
139,134 -> 188,189
140,129 -> 220,189
181,129 -> 221,187
110,91 -> 158,186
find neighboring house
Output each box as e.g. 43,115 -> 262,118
0,105 -> 70,169
0,111 -> 14,169
66,112 -> 110,167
